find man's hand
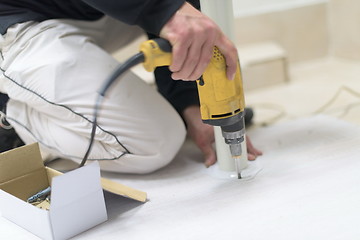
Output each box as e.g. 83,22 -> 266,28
246,135 -> 263,160
183,105 -> 263,167
183,105 -> 216,167
160,2 -> 238,81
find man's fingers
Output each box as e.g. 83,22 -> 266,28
169,38 -> 191,77
247,153 -> 257,161
171,24 -> 216,80
188,40 -> 214,80
246,136 -> 263,159
171,39 -> 201,80
203,146 -> 217,167
215,37 -> 238,80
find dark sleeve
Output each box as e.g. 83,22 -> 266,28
151,64 -> 200,117
147,0 -> 201,117
0,93 -> 9,112
82,0 -> 185,35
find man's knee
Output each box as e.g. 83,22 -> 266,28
98,122 -> 186,174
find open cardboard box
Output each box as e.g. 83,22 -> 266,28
0,143 -> 147,240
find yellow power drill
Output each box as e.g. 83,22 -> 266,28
82,38 -> 246,178
141,38 -> 246,177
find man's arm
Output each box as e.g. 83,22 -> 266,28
83,0 -> 237,81
82,0 -> 185,35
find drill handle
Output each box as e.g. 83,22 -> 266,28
152,38 -> 172,53
140,38 -> 172,72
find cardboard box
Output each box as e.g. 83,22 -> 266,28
0,143 -> 147,240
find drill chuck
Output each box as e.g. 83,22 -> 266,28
229,142 -> 243,157
221,115 -> 245,157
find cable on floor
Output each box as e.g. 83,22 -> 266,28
249,85 -> 360,126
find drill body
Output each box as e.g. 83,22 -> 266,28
196,47 -> 246,161
140,39 -> 246,174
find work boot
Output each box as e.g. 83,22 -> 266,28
244,107 -> 254,126
0,93 -> 25,153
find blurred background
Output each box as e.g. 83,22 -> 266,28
114,0 -> 360,127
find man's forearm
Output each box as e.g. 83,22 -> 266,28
82,0 -> 185,35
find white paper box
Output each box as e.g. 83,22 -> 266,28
0,143 -> 147,240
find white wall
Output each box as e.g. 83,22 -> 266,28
232,0 -> 329,62
232,0 -> 328,17
328,0 -> 360,60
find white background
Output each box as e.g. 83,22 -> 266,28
232,0 -> 327,16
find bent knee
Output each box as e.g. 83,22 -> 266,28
99,126 -> 186,174
136,145 -> 183,174
138,124 -> 186,173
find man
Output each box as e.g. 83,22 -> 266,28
0,0 -> 262,173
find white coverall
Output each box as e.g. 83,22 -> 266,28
0,16 -> 186,174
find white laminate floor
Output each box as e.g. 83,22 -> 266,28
1,57 -> 360,240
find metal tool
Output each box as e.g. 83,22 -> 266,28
27,186 -> 51,203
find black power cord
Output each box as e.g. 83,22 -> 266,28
79,52 -> 145,167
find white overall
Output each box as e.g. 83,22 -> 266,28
0,17 -> 186,173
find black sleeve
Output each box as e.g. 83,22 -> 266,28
0,93 -> 9,112
82,0 -> 185,35
150,63 -> 200,117
147,0 -> 201,117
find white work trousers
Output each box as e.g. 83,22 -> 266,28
0,17 -> 186,174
